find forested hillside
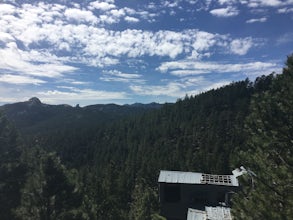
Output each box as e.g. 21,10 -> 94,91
0,55 -> 292,219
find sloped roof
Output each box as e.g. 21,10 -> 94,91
158,170 -> 239,186
187,208 -> 206,220
187,207 -> 232,220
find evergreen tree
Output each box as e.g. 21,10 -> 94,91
129,178 -> 160,220
15,148 -> 93,220
0,112 -> 26,220
232,55 -> 293,219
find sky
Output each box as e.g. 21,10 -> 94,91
0,0 -> 293,106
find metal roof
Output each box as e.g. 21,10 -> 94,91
206,207 -> 232,220
158,170 -> 202,184
187,208 -> 207,220
187,207 -> 232,220
158,170 -> 239,186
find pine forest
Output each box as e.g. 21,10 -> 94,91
0,55 -> 292,220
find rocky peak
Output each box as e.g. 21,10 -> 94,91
28,97 -> 42,105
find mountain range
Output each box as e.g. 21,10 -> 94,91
0,97 -> 162,134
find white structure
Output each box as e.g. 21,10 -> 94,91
187,207 -> 232,220
158,170 -> 239,187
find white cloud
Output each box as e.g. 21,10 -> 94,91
218,0 -> 238,5
109,8 -> 126,18
246,17 -> 267,23
64,8 -> 98,24
0,42 -> 77,78
157,59 -> 278,76
103,70 -> 142,79
100,70 -> 145,83
210,6 -> 239,17
0,0 -> 270,105
38,87 -> 128,106
130,82 -> 185,97
89,1 -> 116,11
0,2 -> 260,69
278,7 -> 293,13
124,16 -> 140,23
169,70 -> 210,76
0,3 -> 15,15
164,1 -> 179,8
247,0 -> 283,8
230,38 -> 253,55
0,32 -> 14,43
99,14 -> 117,24
82,29 -> 187,60
129,77 -> 234,99
59,79 -> 90,85
100,76 -> 144,83
0,74 -> 45,85
244,0 -> 293,8
188,0 -> 198,4
191,31 -> 217,51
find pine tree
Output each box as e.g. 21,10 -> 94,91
0,112 -> 26,220
129,178 -> 161,220
232,55 -> 293,219
15,148 -> 92,220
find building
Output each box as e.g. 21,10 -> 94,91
158,170 -> 241,220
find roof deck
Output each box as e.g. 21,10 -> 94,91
158,170 -> 239,187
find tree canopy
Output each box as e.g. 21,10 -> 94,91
0,55 -> 292,219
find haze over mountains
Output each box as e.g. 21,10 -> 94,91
0,97 -> 162,134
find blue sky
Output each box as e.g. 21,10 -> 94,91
0,0 -> 292,106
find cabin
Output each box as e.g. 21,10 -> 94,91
158,170 -> 241,220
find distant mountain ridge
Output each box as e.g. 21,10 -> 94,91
0,97 -> 163,134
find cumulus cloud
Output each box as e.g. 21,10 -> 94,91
64,8 -> 98,24
0,3 -> 16,14
0,1 -> 260,71
88,0 -> 116,11
210,6 -> 239,17
0,0 -> 283,105
124,16 -> 140,23
0,32 -> 14,44
230,38 -> 253,55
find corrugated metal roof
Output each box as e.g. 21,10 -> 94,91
158,170 -> 239,186
206,207 -> 232,220
158,170 -> 202,184
187,207 -> 232,220
187,208 -> 207,220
